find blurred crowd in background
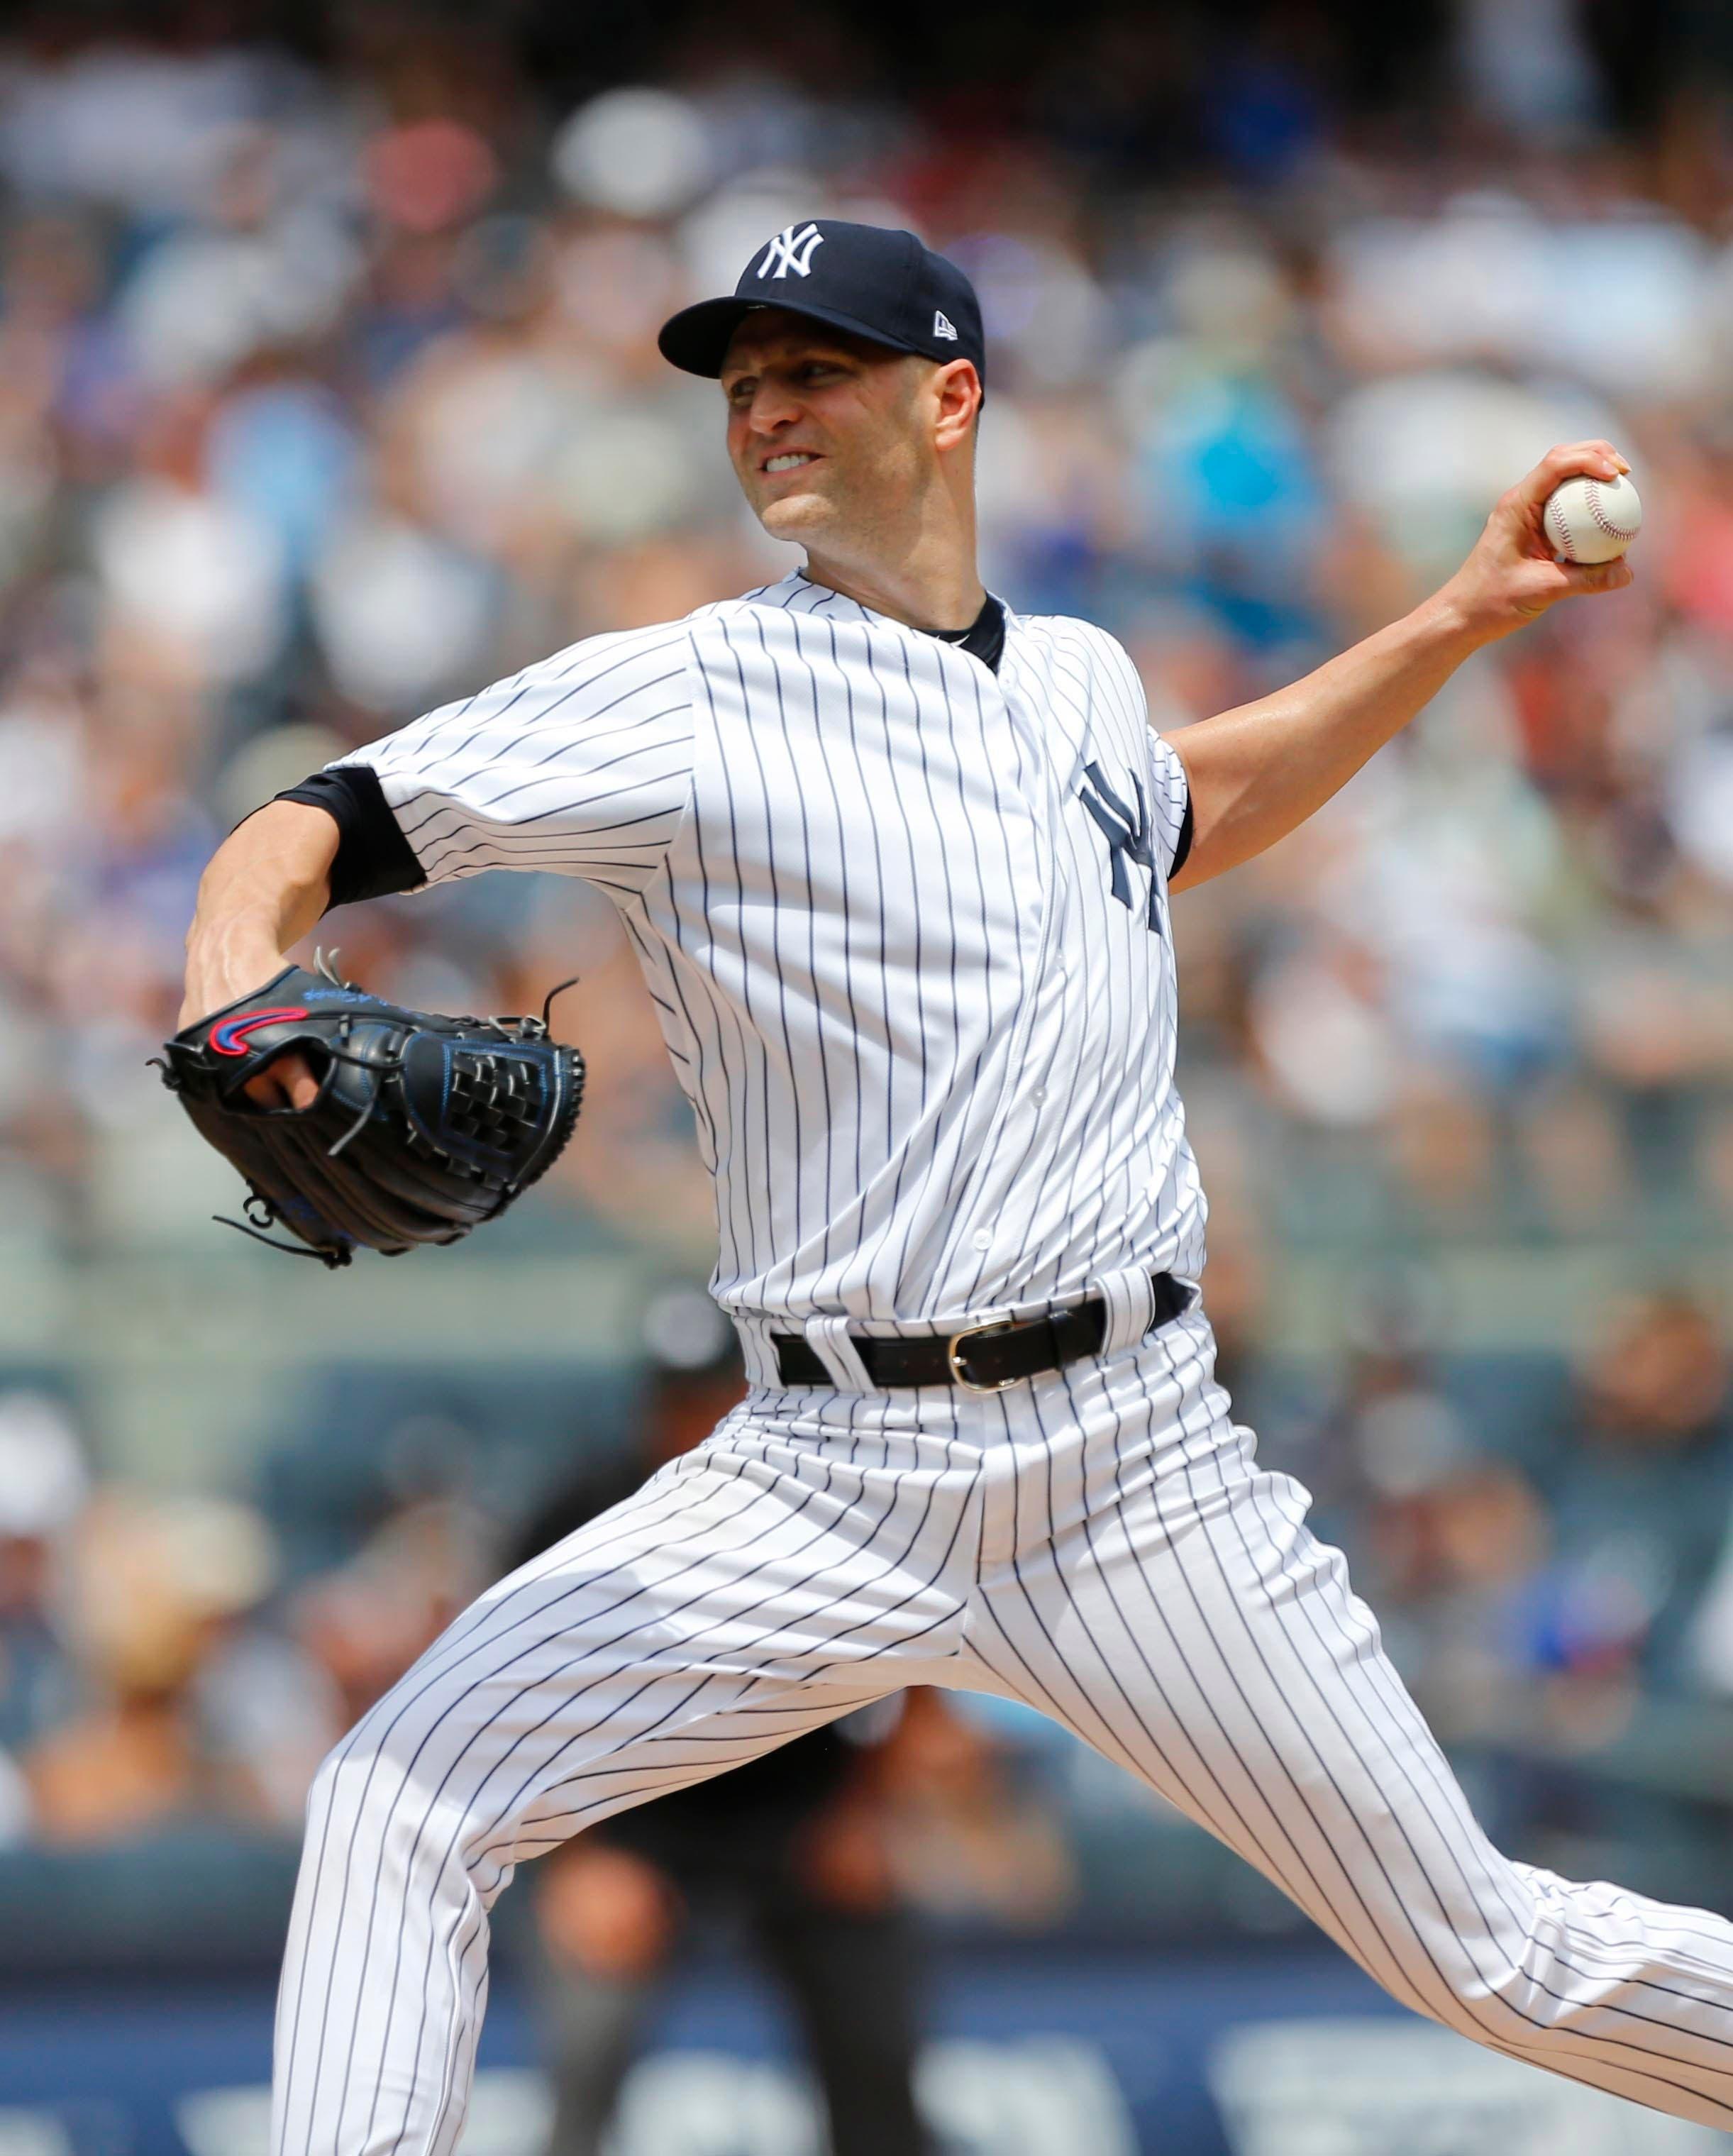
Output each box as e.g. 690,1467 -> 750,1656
3,0 -> 1733,1957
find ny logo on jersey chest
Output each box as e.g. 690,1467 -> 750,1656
755,223 -> 826,279
1078,760 -> 1163,932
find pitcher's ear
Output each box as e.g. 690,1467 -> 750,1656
933,358 -> 982,451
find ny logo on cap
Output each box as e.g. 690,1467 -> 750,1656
756,223 -> 826,280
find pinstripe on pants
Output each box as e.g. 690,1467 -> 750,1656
272,1302 -> 1733,2154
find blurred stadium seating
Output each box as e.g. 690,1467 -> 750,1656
1,3 -> 1732,2149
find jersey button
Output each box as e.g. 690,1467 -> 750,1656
1031,1086 -> 1047,1106
972,1227 -> 992,1252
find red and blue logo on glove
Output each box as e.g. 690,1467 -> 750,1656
209,1007 -> 309,1056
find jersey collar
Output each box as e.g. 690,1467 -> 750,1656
744,570 -> 1092,780
755,568 -> 1017,672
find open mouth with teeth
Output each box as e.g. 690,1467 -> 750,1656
763,452 -> 819,475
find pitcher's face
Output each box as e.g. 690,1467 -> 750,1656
721,311 -> 937,549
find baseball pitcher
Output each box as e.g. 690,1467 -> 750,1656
176,224 -> 1733,2156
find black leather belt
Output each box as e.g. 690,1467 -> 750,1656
772,1271 -> 1191,1392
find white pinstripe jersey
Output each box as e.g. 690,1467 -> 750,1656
339,569 -> 1205,1327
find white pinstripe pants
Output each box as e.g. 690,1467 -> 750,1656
272,1303 -> 1733,2153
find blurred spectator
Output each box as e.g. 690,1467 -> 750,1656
0,1393 -> 88,1842
1527,1290 -> 1733,1702
873,1687 -> 1075,1930
1295,1301 -> 1551,1742
284,1474 -> 495,1737
23,1486 -> 279,1842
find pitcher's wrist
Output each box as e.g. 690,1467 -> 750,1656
179,928 -> 289,1027
1411,580 -> 1505,657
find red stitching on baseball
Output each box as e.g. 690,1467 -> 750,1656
1583,480 -> 1638,541
1548,481 -> 1637,561
1546,494 -> 1581,560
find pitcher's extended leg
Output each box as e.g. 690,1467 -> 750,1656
273,1425 -> 974,2156
957,1323 -> 1733,2131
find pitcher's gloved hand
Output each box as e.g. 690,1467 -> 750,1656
157,960 -> 585,1268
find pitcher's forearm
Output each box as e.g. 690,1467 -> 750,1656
181,801 -> 340,1022
1170,594 -> 1483,890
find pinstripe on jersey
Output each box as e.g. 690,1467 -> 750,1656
340,570 -> 1204,1339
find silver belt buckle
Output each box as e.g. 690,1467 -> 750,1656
946,1317 -> 1025,1393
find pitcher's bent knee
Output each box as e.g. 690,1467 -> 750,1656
300,1703 -> 499,1900
1405,1915 -> 1580,2059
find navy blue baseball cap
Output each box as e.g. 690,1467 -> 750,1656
658,219 -> 986,387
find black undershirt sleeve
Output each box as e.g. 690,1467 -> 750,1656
272,764 -> 426,911
1170,791 -> 1195,880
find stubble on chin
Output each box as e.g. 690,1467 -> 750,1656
757,489 -> 834,543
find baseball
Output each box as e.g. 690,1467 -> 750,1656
1542,470 -> 1642,564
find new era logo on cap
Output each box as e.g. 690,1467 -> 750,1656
658,219 -> 986,389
